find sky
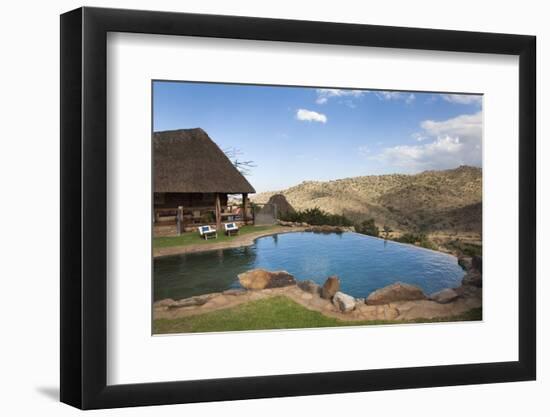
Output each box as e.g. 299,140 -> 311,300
153,81 -> 482,192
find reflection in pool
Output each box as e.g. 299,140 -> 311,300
154,232 -> 464,301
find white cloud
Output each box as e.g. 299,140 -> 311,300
411,132 -> 427,142
296,108 -> 327,123
421,112 -> 482,138
441,94 -> 482,105
315,88 -> 417,107
374,111 -> 482,172
315,88 -> 365,104
374,91 -> 415,104
378,136 -> 464,170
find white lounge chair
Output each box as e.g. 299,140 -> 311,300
198,225 -> 217,240
224,222 -> 239,236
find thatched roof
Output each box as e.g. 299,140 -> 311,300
154,128 -> 256,194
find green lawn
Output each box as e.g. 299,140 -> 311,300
153,296 -> 482,334
153,225 -> 277,249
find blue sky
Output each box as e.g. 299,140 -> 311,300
153,81 -> 482,192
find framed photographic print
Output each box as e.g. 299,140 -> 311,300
60,6 -> 536,409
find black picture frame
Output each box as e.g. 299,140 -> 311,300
60,6 -> 536,410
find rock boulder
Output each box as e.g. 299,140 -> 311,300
429,288 -> 460,304
321,275 -> 340,299
458,255 -> 473,271
297,280 -> 321,295
366,282 -> 427,305
238,269 -> 296,290
267,194 -> 295,217
472,255 -> 482,273
462,269 -> 482,287
278,220 -> 295,227
454,284 -> 482,299
153,298 -> 177,308
332,292 -> 356,313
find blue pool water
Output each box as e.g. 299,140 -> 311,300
154,232 -> 465,301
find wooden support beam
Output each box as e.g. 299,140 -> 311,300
242,193 -> 248,225
176,206 -> 183,235
215,193 -> 222,231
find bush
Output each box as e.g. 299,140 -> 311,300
280,207 -> 353,226
356,218 -> 379,237
394,233 -> 437,250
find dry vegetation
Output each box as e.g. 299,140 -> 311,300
252,166 -> 482,245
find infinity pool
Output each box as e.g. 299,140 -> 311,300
154,232 -> 464,301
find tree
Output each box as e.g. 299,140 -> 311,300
382,225 -> 393,239
223,147 -> 256,176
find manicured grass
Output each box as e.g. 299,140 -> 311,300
153,296 -> 482,334
153,225 -> 277,249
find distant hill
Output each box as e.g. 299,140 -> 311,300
251,166 -> 482,235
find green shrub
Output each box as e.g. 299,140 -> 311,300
394,233 -> 437,250
356,218 -> 379,237
280,207 -> 353,226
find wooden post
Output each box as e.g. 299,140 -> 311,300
176,206 -> 183,236
242,193 -> 248,225
215,193 -> 222,231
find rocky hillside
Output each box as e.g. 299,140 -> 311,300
251,166 -> 482,235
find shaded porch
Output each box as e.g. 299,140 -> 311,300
154,192 -> 253,236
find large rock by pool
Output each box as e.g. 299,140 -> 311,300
238,268 -> 296,290
458,253 -> 482,287
462,269 -> 482,287
297,280 -> 321,295
366,282 -> 427,305
458,255 -> 473,271
321,275 -> 340,299
472,255 -> 482,273
429,288 -> 460,304
332,291 -> 356,313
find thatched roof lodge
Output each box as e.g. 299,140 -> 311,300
154,128 -> 256,231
